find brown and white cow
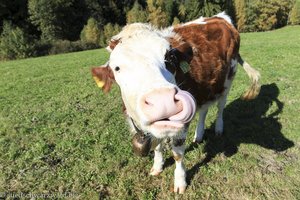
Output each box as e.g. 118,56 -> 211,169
92,12 -> 260,193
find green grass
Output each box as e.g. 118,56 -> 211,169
1,26 -> 300,199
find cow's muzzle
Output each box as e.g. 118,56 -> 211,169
140,88 -> 196,129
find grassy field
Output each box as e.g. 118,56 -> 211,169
1,26 -> 300,199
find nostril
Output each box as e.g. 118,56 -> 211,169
144,98 -> 154,106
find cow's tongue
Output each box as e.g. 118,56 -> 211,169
168,90 -> 196,123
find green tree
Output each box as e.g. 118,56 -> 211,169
178,3 -> 187,20
172,17 -> 180,25
99,23 -> 122,47
84,0 -> 136,26
164,0 -> 178,25
254,0 -> 294,31
80,18 -> 100,45
0,21 -> 34,60
183,0 -> 201,21
0,0 -> 30,32
234,0 -> 247,31
147,0 -> 169,27
126,1 -> 148,23
289,0 -> 300,25
181,0 -> 223,22
28,0 -> 59,41
202,0 -> 222,17
28,0 -> 87,41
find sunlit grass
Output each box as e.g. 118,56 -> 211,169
0,26 -> 300,199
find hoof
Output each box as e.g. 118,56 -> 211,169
215,131 -> 223,136
174,185 -> 186,194
150,168 -> 162,176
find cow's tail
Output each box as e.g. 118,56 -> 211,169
237,54 -> 261,100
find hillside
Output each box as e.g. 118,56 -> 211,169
0,26 -> 300,199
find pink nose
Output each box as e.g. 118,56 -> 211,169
140,88 -> 196,124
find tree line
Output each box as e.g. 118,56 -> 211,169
0,0 -> 299,61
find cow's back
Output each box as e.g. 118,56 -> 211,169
171,17 -> 240,105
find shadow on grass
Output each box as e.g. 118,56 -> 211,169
185,83 -> 294,185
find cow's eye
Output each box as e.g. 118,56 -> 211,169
114,66 -> 120,72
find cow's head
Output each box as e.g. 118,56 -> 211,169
92,24 -> 196,139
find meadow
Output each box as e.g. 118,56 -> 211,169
0,26 -> 300,199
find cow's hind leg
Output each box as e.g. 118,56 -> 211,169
172,137 -> 187,194
215,68 -> 235,135
193,104 -> 210,143
215,94 -> 228,135
150,143 -> 164,176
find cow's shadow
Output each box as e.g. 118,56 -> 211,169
175,83 -> 294,184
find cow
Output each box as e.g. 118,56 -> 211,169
91,12 -> 260,194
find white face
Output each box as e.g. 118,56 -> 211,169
108,32 -> 196,138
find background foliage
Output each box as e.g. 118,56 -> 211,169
0,0 -> 299,60
289,0 -> 300,25
0,21 -> 35,60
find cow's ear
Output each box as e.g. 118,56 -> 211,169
169,42 -> 193,63
106,39 -> 120,52
91,65 -> 115,93
165,43 -> 193,73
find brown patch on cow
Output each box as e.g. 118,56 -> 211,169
168,17 -> 240,105
91,66 -> 115,93
108,39 -> 120,51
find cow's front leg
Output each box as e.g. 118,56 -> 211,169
150,142 -> 164,176
172,138 -> 187,194
194,104 -> 209,143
